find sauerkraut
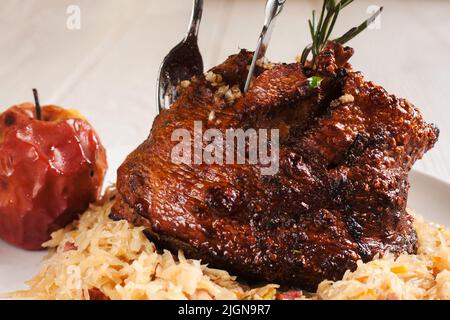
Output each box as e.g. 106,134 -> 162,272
12,195 -> 450,300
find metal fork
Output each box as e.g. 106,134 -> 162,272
156,0 -> 204,112
244,0 -> 286,93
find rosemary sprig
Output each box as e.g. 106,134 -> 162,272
301,0 -> 383,68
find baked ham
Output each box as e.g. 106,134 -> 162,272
111,42 -> 438,290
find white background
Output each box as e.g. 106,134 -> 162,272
0,0 -> 449,184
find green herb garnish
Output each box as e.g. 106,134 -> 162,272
300,0 -> 383,68
308,76 -> 323,89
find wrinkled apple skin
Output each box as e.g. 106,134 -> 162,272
0,103 -> 107,250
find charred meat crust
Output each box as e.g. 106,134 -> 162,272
112,42 -> 439,291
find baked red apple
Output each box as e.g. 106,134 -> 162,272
0,101 -> 107,250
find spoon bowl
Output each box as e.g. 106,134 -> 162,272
157,0 -> 204,112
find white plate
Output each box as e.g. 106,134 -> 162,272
1,170 -> 449,294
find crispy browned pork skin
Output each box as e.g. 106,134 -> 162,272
111,42 -> 439,291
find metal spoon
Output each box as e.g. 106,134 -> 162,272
157,0 -> 204,112
244,0 -> 286,93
